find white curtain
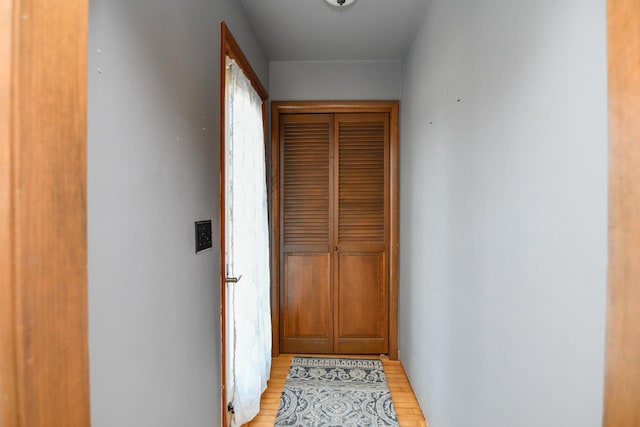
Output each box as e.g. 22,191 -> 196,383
225,57 -> 272,427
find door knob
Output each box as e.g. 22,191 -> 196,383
334,246 -> 339,252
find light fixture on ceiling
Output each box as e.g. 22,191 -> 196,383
325,0 -> 357,8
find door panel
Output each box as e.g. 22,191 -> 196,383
281,254 -> 332,353
333,113 -> 389,354
337,254 -> 385,338
280,114 -> 334,353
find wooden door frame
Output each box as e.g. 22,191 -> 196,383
602,0 -> 640,424
270,100 -> 400,360
219,22 -> 268,427
1,0 -> 90,426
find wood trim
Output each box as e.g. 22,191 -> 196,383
219,21 -> 268,427
273,100 -> 399,115
0,0 -> 90,426
270,101 -> 400,360
218,22 -> 227,427
221,22 -> 268,102
388,102 -> 400,360
0,0 -> 18,425
603,0 -> 640,425
270,103 -> 281,358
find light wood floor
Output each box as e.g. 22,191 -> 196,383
244,354 -> 427,427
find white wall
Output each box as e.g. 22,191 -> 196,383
270,60 -> 401,100
399,1 -> 607,426
87,1 -> 267,426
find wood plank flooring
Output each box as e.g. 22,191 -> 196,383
244,354 -> 427,427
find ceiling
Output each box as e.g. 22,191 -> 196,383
240,0 -> 429,61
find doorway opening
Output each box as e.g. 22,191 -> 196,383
219,22 -> 270,427
269,101 -> 400,360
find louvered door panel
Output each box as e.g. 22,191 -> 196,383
338,119 -> 386,243
282,118 -> 331,247
334,113 -> 389,354
280,114 -> 334,353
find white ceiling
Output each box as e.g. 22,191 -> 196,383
240,0 -> 429,61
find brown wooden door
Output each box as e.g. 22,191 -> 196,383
280,114 -> 334,353
279,112 -> 390,355
333,113 -> 389,354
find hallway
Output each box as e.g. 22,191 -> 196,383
245,355 -> 427,427
1,0 -> 610,426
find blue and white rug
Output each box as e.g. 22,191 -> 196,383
274,357 -> 399,427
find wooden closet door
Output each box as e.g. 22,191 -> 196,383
333,113 -> 389,354
279,114 -> 334,353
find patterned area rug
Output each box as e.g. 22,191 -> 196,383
274,357 -> 399,427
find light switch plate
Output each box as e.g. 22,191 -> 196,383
195,220 -> 213,253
